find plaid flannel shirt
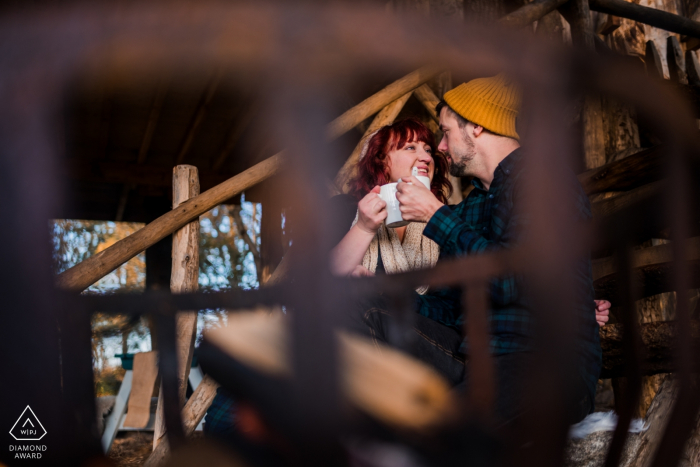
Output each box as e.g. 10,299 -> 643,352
418,148 -> 601,404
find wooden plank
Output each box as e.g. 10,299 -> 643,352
667,36 -> 688,85
578,146 -> 662,195
123,352 -> 159,428
101,370 -> 133,453
326,66 -> 440,140
203,310 -> 455,430
645,40 -> 665,81
143,375 -> 220,467
153,165 -> 201,449
498,0 -> 568,29
57,153 -> 283,292
686,50 -> 700,87
334,92 -> 413,193
590,181 -> 660,219
590,0 -> 700,39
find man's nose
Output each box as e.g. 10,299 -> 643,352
438,135 -> 448,153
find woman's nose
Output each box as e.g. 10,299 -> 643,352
418,147 -> 433,162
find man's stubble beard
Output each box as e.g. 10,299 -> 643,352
447,129 -> 476,178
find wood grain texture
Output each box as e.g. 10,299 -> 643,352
143,376 -> 220,467
56,154 -> 283,292
590,181 -> 660,219
326,66 -> 440,140
334,92 -> 413,193
204,310 -> 456,430
499,0 -> 568,29
600,322 -> 700,379
123,352 -> 159,428
153,165 -> 201,449
413,83 -> 440,122
578,146 -> 661,195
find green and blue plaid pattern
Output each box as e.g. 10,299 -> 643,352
418,149 -> 601,405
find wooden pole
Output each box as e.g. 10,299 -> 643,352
498,0 -> 569,29
589,0 -> 700,39
153,165 -> 201,449
334,92 -> 413,192
561,0 -> 607,169
143,375 -> 220,467
56,154 -> 283,292
326,66 -> 440,140
413,84 -> 440,122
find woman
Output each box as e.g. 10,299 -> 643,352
329,118 -> 451,291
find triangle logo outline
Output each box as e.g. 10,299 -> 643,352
9,406 -> 47,441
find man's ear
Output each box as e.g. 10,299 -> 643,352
473,125 -> 485,137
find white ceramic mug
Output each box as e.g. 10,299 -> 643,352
379,183 -> 408,228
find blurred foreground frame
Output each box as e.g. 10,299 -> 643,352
1,2 -> 699,467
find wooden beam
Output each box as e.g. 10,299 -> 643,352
578,145 -> 663,195
667,36 -> 688,85
334,92 -> 413,193
645,40 -> 665,81
143,376 -> 219,467
561,0 -> 606,169
57,154 -> 283,292
591,181 -> 660,219
175,71 -> 223,165
593,236 -> 700,304
498,0 -> 569,29
326,66 -> 440,140
153,165 -> 201,449
600,320 -> 700,379
589,0 -> 700,39
414,83 -> 440,122
686,50 -> 700,87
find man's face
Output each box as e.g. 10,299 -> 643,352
437,107 -> 477,178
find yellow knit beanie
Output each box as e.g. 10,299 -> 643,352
443,74 -> 521,140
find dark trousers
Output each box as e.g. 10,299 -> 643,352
344,296 -> 592,427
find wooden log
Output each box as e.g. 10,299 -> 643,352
597,13 -> 621,36
334,92 -> 413,193
57,154 -> 283,292
561,0 -> 606,169
667,36 -> 688,85
590,181 -> 660,219
600,321 -> 700,379
414,83 -> 440,122
686,50 -> 700,87
593,236 -> 700,304
143,375 -> 220,467
326,66 -> 440,140
498,0 -> 569,29
578,146 -> 662,195
589,0 -> 700,39
645,40 -> 665,81
153,165 -> 201,449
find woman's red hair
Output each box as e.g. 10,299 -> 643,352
348,118 -> 452,204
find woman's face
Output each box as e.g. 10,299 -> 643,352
386,140 -> 434,183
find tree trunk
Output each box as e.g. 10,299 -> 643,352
153,165 -> 201,449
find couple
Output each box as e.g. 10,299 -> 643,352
331,74 -> 605,426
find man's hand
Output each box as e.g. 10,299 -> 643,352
595,299 -> 611,327
396,176 -> 444,223
356,186 -> 387,234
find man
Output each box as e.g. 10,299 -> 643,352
395,74 -> 602,424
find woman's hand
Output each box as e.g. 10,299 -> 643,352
350,265 -> 374,277
595,299 -> 611,327
356,186 -> 387,233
